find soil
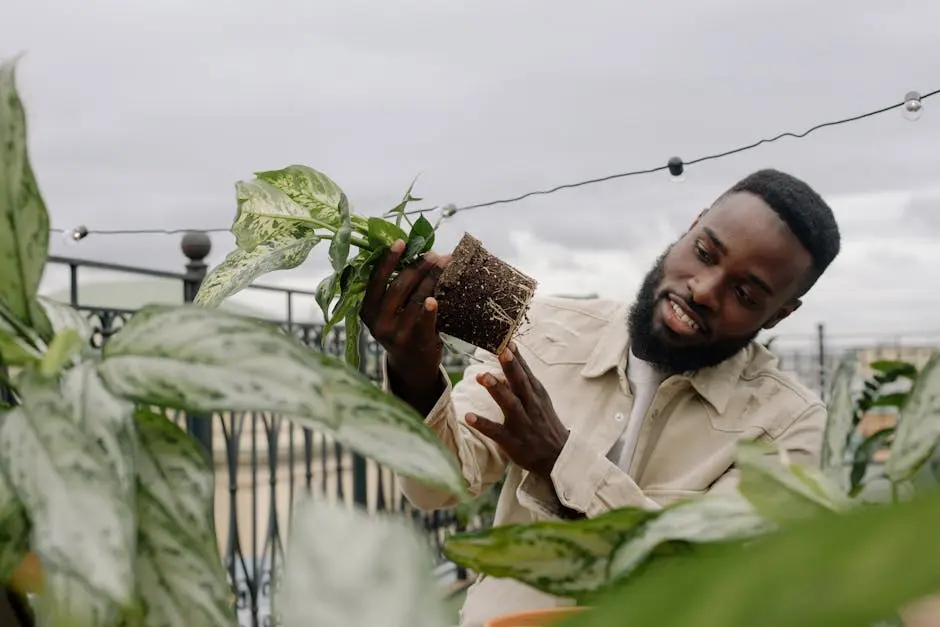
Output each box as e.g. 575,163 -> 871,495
434,233 -> 538,355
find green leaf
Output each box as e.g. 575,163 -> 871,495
279,498 -> 447,627
870,360 -> 919,378
97,304 -> 466,497
868,393 -> 909,410
849,427 -> 895,496
0,57 -> 53,343
39,296 -> 93,345
39,328 -> 83,376
565,487 -> 940,627
0,327 -> 40,366
445,507 -> 658,598
0,463 -> 29,584
133,408 -> 236,627
0,366 -> 137,626
195,235 -> 317,308
255,164 -> 346,225
884,352 -> 940,483
736,441 -> 853,525
403,215 -> 435,262
387,175 -> 422,229
820,357 -> 854,476
194,179 -> 326,308
606,493 -> 774,584
328,193 -> 352,273
366,217 -> 407,250
314,271 -> 339,325
344,310 -> 362,371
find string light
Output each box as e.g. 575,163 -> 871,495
47,86 -> 938,239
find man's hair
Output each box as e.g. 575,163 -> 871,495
721,168 -> 841,291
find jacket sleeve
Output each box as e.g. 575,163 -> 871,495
382,348 -> 511,511
550,402 -> 828,518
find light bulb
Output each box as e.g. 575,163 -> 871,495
61,226 -> 89,245
903,91 -> 923,121
667,157 -> 685,183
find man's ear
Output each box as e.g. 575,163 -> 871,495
763,299 -> 802,330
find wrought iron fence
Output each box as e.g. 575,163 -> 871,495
40,238 -> 490,627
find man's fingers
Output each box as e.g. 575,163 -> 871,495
477,371 -> 528,428
465,413 -> 509,444
412,297 -> 441,348
506,342 -> 547,396
498,345 -> 538,409
361,240 -> 405,326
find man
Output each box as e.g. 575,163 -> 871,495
360,168 -> 841,627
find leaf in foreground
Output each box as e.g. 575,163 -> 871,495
564,488 -> 940,627
133,408 -> 235,627
884,352 -> 940,483
0,369 -> 137,626
97,304 -> 466,497
0,57 -> 53,341
0,465 -> 29,583
819,357 -> 855,478
736,441 -> 854,525
444,507 -> 657,598
279,498 -> 446,627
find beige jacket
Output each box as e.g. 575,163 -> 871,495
386,297 -> 826,627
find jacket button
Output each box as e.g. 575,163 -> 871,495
614,412 -> 624,422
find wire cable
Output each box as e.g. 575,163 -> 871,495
50,87 -> 939,237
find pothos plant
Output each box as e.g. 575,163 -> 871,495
438,351 -> 940,627
193,167 -> 539,365
0,55 -> 469,626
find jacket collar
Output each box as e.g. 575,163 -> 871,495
579,307 -> 756,414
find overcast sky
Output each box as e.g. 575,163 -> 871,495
4,0 -> 940,349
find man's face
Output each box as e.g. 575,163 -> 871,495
628,191 -> 814,373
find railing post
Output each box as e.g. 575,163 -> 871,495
351,323 -> 370,507
181,232 -> 214,457
817,322 -> 826,401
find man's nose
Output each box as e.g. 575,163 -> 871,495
689,272 -> 721,312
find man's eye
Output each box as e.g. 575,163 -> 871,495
695,242 -> 714,264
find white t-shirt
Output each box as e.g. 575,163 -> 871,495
607,350 -> 667,473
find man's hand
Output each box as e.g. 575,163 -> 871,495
465,343 -> 569,481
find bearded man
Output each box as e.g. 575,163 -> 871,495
360,168 -> 841,627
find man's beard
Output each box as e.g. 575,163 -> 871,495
627,248 -> 758,374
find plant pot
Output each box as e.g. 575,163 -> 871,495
10,553 -> 42,595
435,233 -> 538,355
483,607 -> 587,627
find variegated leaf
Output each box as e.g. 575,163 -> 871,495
133,408 -> 235,627
607,493 -> 774,583
0,455 -> 29,584
444,507 -> 657,597
39,296 -> 93,344
254,164 -> 345,225
0,368 -> 137,626
194,234 -> 317,308
230,179 -> 326,251
279,498 -> 446,627
736,441 -> 853,525
567,486 -> 940,627
0,57 -> 52,342
97,304 -> 466,497
885,352 -> 940,483
820,357 -> 855,481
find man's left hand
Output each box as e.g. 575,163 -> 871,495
465,343 -> 569,481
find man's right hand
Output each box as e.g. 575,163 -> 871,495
360,239 -> 451,414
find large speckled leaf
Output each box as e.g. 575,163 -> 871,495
606,493 -> 774,583
885,352 -> 940,483
279,498 -> 446,627
0,368 -> 137,626
819,357 -> 855,483
133,408 -> 235,627
255,164 -> 345,225
194,234 -> 317,308
445,507 -> 657,597
194,179 -> 325,307
39,296 -> 92,344
0,57 -> 52,342
0,456 -> 28,583
97,304 -> 466,497
566,487 -> 940,627
736,441 -> 853,525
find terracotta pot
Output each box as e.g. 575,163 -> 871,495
484,607 -> 587,627
10,552 -> 42,595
